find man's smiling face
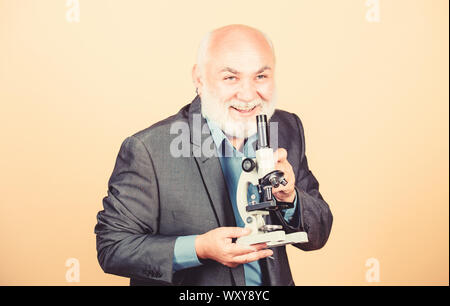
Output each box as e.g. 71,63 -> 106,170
194,25 -> 277,139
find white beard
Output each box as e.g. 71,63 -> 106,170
200,87 -> 277,139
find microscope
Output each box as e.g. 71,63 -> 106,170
236,114 -> 308,247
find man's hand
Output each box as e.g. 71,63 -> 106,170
273,148 -> 296,203
195,227 -> 273,268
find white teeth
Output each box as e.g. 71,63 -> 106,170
230,100 -> 260,111
234,105 -> 254,111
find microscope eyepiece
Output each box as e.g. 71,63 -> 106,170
256,114 -> 269,149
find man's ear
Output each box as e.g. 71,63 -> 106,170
192,64 -> 203,95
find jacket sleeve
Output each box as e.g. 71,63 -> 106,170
291,113 -> 333,251
94,135 -> 176,284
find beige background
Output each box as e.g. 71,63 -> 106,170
0,0 -> 448,285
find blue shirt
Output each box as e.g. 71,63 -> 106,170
172,118 -> 299,285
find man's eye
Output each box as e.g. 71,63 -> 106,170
256,75 -> 267,80
224,76 -> 237,81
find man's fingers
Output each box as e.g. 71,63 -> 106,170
228,242 -> 268,255
249,243 -> 269,251
233,249 -> 274,264
228,244 -> 260,256
220,227 -> 251,239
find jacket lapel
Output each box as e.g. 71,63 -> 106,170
188,96 -> 236,228
188,96 -> 246,286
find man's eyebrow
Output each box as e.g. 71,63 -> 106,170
256,66 -> 271,74
220,67 -> 239,74
219,66 -> 272,74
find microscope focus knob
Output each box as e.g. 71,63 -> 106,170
262,170 -> 288,188
242,158 -> 256,172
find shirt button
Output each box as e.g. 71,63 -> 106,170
250,194 -> 256,200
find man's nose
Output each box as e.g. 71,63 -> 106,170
236,80 -> 257,102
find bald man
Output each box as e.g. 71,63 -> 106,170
95,25 -> 333,286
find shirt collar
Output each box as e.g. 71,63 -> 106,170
205,117 -> 258,158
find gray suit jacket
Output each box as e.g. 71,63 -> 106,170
95,96 -> 333,286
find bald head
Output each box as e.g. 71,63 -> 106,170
196,25 -> 275,75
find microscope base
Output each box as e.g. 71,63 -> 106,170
266,231 -> 308,247
236,230 -> 308,247
236,230 -> 285,246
